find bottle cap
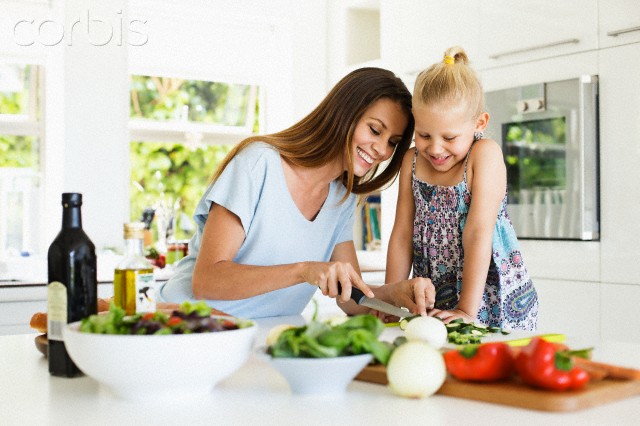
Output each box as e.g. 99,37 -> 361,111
62,192 -> 82,207
123,222 -> 146,239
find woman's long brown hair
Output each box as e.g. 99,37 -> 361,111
211,67 -> 414,199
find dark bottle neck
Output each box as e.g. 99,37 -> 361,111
62,204 -> 82,229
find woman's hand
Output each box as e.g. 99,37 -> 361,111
302,261 -> 374,303
428,308 -> 475,324
380,277 -> 436,317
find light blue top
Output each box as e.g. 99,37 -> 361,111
160,142 -> 357,318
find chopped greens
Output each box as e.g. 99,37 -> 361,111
268,314 -> 394,365
445,319 -> 509,345
398,317 -> 509,345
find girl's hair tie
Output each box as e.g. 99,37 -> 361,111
443,55 -> 455,65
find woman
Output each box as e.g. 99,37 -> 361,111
160,67 -> 435,318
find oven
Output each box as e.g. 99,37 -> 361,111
485,75 -> 599,240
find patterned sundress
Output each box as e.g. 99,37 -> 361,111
411,147 -> 539,331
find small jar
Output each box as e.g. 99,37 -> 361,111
166,240 -> 188,265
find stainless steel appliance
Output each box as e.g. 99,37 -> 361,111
485,76 -> 599,240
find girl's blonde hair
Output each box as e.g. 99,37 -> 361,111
413,46 -> 484,118
211,67 -> 414,200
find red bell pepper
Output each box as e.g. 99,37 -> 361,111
514,337 -> 590,391
444,342 -> 515,382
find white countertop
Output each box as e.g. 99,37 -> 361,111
1,317 -> 639,425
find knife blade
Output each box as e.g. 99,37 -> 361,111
343,285 -> 411,318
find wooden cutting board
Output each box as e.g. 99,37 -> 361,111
355,364 -> 640,412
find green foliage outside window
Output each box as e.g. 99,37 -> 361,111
129,141 -> 232,240
130,75 -> 254,126
0,91 -> 23,114
1,65 -> 38,169
0,135 -> 38,168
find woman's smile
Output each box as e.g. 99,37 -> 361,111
357,146 -> 375,166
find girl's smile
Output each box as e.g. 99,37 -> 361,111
428,154 -> 452,167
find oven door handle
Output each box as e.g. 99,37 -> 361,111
578,75 -> 599,240
488,38 -> 580,60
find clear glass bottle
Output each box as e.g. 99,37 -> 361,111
47,192 -> 97,377
113,222 -> 156,315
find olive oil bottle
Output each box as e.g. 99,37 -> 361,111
113,222 -> 156,315
48,192 -> 97,377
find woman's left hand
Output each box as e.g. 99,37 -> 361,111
428,308 -> 474,324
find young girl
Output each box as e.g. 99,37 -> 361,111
385,47 -> 538,330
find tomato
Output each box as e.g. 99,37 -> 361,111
167,316 -> 183,326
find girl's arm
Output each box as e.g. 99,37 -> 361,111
453,139 -> 506,320
385,149 -> 416,284
192,204 -> 375,301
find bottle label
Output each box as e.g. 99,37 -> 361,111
135,272 -> 156,313
47,281 -> 67,341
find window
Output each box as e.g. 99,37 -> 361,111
0,63 -> 42,256
128,75 -> 260,248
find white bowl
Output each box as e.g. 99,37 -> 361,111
259,349 -> 373,395
63,316 -> 257,401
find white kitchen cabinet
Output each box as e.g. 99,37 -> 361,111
598,43 -> 640,285
0,283 -> 114,336
600,283 -> 640,343
379,0 -> 479,76
533,278 -> 601,344
476,0 -> 598,70
599,0 -> 640,48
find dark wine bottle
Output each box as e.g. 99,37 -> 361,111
47,193 -> 97,377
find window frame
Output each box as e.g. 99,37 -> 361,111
0,63 -> 44,256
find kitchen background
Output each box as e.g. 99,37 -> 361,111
0,0 -> 639,343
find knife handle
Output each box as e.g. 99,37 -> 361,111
337,283 -> 366,304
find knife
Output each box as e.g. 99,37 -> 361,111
340,284 -> 411,318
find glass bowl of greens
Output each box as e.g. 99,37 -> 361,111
62,301 -> 255,402
258,314 -> 392,395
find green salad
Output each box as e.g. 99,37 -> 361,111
268,314 -> 393,365
80,301 -> 253,335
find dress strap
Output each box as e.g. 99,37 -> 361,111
463,138 -> 478,183
412,149 -> 418,175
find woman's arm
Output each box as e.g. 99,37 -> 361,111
385,149 -> 416,284
192,204 -> 375,301
192,203 -> 303,299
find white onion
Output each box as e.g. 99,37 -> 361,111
404,316 -> 448,349
387,341 -> 446,398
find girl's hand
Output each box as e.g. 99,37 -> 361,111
428,308 -> 474,324
384,277 -> 436,317
303,261 -> 374,303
